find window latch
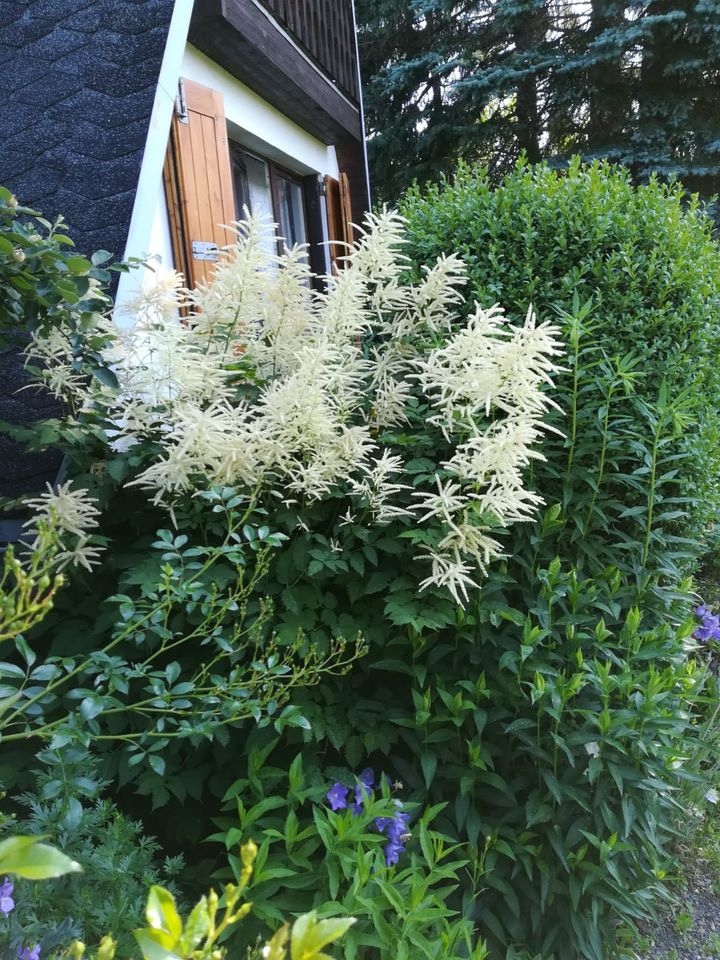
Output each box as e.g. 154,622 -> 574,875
175,80 -> 188,124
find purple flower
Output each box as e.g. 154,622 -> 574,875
0,877 -> 14,915
358,768 -> 374,789
387,810 -> 410,844
384,840 -> 405,866
694,605 -> 720,642
379,805 -> 411,865
326,783 -> 349,811
17,947 -> 41,960
350,783 -> 366,816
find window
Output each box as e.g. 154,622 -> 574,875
273,170 -> 308,250
231,144 -> 308,255
163,77 -> 355,289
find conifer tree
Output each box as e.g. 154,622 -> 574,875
358,0 -> 720,201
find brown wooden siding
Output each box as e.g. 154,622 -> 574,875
258,0 -> 358,101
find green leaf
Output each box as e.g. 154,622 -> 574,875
93,364 -> 120,390
178,896 -> 209,952
14,634 -> 36,667
291,911 -> 356,960
0,835 -> 81,879
420,751 -> 437,789
134,929 -> 181,960
66,255 -> 93,274
146,885 -> 183,941
149,755 -> 166,776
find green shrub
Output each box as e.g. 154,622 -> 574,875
5,179 -> 714,960
210,742 -> 486,960
4,205 -> 560,809
2,834 -> 356,960
76,845 -> 356,960
0,185 -> 112,336
270,554 -> 708,960
0,492 -> 360,783
399,158 -> 720,579
0,540 -> 355,960
1,749 -> 183,957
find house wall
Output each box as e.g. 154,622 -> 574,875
0,0 -> 365,502
0,0 -> 177,501
116,43 -> 341,320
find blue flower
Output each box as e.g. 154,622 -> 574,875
325,768 -> 411,867
350,784 -> 366,816
0,877 -> 14,915
694,605 -> 720,642
387,809 -> 410,844
384,840 -> 405,866
350,769 -> 376,814
358,768 -> 374,789
326,783 -> 349,811
17,947 -> 40,960
378,804 -> 411,865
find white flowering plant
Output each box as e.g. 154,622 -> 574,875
3,208 -> 562,805
25,209 -> 562,608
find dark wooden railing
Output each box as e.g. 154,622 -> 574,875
259,0 -> 359,101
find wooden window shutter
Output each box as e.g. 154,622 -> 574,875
163,78 -> 236,288
339,172 -> 354,244
324,173 -> 355,271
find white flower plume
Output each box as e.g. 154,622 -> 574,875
25,209 -> 563,602
23,482 -> 104,571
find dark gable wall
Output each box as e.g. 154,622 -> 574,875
0,0 -> 175,258
0,0 -> 175,502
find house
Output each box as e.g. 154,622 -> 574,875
0,0 -> 369,502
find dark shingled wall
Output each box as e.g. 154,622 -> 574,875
0,0 -> 175,503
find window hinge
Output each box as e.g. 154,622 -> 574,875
175,80 -> 188,124
192,240 -> 219,261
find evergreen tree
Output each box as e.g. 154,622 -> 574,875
631,0 -> 720,194
358,0 -> 720,201
356,0 -> 492,200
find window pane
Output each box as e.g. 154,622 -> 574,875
232,149 -> 273,223
277,176 -> 307,251
231,147 -> 276,257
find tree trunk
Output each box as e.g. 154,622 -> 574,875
586,0 -> 628,157
513,1 -> 547,162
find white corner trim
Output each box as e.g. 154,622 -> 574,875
114,0 -> 194,324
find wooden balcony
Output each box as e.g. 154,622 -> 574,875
258,0 -> 359,102
189,0 -> 363,144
